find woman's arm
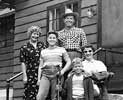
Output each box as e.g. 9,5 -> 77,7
20,46 -> 27,83
37,57 -> 43,85
21,62 -> 27,83
61,51 -> 71,75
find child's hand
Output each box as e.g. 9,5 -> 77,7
23,75 -> 27,84
56,85 -> 62,91
37,80 -> 40,86
84,72 -> 91,77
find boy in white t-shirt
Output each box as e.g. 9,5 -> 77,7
61,57 -> 94,100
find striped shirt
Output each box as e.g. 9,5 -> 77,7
40,46 -> 69,67
72,74 -> 84,98
58,27 -> 87,52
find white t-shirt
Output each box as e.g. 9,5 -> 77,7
82,59 -> 107,75
72,74 -> 84,98
82,59 -> 106,95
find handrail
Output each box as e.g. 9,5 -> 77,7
101,48 -> 123,54
6,72 -> 23,100
93,47 -> 102,55
6,72 -> 23,83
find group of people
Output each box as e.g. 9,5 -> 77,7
19,9 -> 111,100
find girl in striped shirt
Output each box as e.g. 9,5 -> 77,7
37,31 -> 71,100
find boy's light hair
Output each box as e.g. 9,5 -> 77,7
72,57 -> 82,66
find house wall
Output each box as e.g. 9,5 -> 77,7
13,0 -> 97,99
0,16 -> 14,89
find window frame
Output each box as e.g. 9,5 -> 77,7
47,0 -> 81,32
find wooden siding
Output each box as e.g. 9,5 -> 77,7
0,40 -> 14,89
13,0 -> 98,99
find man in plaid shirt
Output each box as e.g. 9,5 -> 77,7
58,8 -> 87,78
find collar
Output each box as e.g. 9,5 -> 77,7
64,26 -> 75,32
84,59 -> 95,63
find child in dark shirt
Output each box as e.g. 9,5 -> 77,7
61,57 -> 94,100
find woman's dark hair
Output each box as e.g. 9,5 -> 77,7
81,44 -> 95,53
47,31 -> 58,38
46,31 -> 59,47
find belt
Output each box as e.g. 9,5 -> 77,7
72,98 -> 85,100
66,49 -> 81,53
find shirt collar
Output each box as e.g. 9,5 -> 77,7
84,59 -> 95,63
64,26 -> 75,32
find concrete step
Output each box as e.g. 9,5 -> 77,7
108,94 -> 123,100
0,88 -> 13,100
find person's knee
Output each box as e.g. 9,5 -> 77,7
36,94 -> 40,100
37,92 -> 47,100
93,84 -> 100,97
94,89 -> 100,97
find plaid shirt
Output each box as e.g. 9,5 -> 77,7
58,27 -> 87,52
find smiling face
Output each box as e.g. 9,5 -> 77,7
64,15 -> 75,28
47,33 -> 57,46
84,47 -> 94,60
73,64 -> 83,74
30,31 -> 40,43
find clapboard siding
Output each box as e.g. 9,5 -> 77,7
80,0 -> 97,45
0,81 -> 13,88
0,66 -> 14,74
13,65 -> 22,74
0,37 -> 14,89
0,73 -> 13,81
15,19 -> 47,34
82,24 -> 97,35
0,59 -> 14,67
15,0 -> 49,11
86,33 -> 97,44
13,80 -> 24,89
0,46 -> 14,54
0,53 -> 14,61
81,0 -> 97,8
13,0 -> 98,99
81,17 -> 97,26
15,11 -> 47,26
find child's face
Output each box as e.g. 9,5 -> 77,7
73,64 -> 83,74
47,34 -> 57,46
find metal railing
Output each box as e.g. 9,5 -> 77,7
6,72 -> 23,100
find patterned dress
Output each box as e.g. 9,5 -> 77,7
20,41 -> 45,100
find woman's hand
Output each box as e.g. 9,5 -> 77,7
37,79 -> 40,86
60,70 -> 65,76
56,84 -> 62,91
23,75 -> 27,84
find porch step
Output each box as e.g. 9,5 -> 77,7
108,94 -> 123,100
0,88 -> 13,100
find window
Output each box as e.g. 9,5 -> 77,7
0,14 -> 15,48
47,0 -> 81,32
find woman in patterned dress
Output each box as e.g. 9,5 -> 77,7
20,26 -> 45,100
